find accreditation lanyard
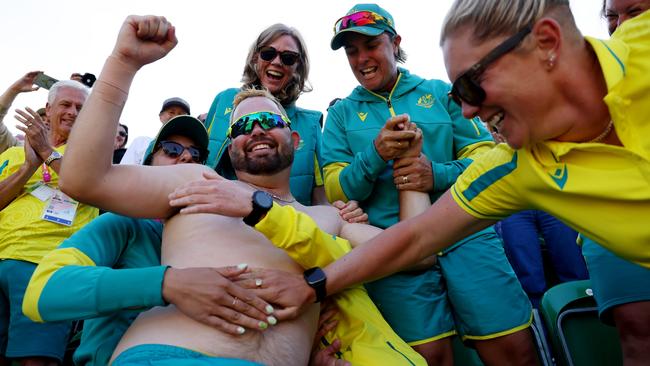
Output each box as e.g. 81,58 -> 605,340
41,163 -> 51,183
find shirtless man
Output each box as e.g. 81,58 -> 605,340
59,15 -> 425,366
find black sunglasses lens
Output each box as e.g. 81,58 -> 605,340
188,147 -> 202,162
260,48 -> 277,62
451,76 -> 485,106
161,142 -> 182,157
279,52 -> 298,66
119,132 -> 127,137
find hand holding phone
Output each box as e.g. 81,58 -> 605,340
34,72 -> 59,90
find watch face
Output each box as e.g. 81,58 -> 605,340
254,191 -> 273,209
305,267 -> 325,284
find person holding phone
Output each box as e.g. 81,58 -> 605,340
0,71 -> 43,153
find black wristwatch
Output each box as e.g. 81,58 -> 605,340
303,267 -> 327,303
243,191 -> 273,226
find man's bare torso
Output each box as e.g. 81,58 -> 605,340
112,190 -> 344,365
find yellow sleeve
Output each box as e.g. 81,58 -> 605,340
255,203 -> 351,268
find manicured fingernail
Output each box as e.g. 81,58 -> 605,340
258,321 -> 268,330
265,305 -> 274,314
237,326 -> 246,334
267,316 -> 277,325
255,278 -> 263,287
237,263 -> 248,270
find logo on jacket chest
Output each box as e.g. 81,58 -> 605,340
417,94 -> 435,108
224,107 -> 232,115
357,112 -> 368,122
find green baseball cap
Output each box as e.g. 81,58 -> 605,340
143,115 -> 209,165
330,3 -> 397,50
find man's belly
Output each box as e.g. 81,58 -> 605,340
112,214 -> 319,365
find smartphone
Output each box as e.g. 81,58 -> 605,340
34,72 -> 59,90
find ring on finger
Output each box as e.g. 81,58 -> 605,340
402,176 -> 408,184
232,297 -> 239,307
255,278 -> 263,287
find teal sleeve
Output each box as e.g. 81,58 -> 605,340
322,108 -> 387,201
35,214 -> 165,322
431,93 -> 495,192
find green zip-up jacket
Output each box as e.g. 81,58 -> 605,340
23,213 -> 164,366
323,68 -> 494,230
205,88 -> 324,205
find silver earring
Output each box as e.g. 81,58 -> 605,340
548,54 -> 556,68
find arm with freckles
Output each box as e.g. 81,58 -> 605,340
59,15 -> 206,218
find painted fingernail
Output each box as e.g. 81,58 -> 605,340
237,326 -> 246,334
258,321 -> 268,330
267,316 -> 277,325
237,263 -> 248,270
255,278 -> 263,287
265,305 -> 274,314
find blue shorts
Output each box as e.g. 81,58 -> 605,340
0,259 -> 71,360
112,344 -> 265,365
365,228 -> 532,345
582,237 -> 650,325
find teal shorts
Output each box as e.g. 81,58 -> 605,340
112,344 -> 265,365
0,259 -> 71,360
582,237 -> 650,325
365,228 -> 532,345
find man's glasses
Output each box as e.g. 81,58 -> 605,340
259,47 -> 300,66
448,25 -> 532,106
227,111 -> 291,139
118,131 -> 127,138
158,140 -> 207,163
333,10 -> 394,34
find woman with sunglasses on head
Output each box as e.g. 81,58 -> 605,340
321,3 -> 537,365
204,24 -> 365,223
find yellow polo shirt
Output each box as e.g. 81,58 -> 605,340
451,11 -> 650,268
0,145 -> 98,263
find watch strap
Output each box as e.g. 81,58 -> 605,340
44,151 -> 62,166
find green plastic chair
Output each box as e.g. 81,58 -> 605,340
541,280 -> 623,366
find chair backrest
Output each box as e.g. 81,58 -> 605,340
540,280 -> 623,366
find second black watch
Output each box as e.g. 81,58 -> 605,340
303,267 -> 327,303
243,190 -> 273,226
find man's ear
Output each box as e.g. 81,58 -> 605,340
45,103 -> 51,119
291,131 -> 300,148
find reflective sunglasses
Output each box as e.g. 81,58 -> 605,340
448,25 -> 532,106
333,10 -> 394,34
259,47 -> 300,66
227,111 -> 291,139
158,140 -> 207,163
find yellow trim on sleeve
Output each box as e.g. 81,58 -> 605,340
323,162 -> 350,203
23,247 -> 95,322
313,153 -> 324,186
456,141 -> 495,160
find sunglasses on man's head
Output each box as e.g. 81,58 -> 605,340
333,10 -> 394,34
158,140 -> 206,163
448,25 -> 532,107
259,47 -> 300,66
227,111 -> 291,139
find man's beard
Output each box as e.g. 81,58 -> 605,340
229,137 -> 295,175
